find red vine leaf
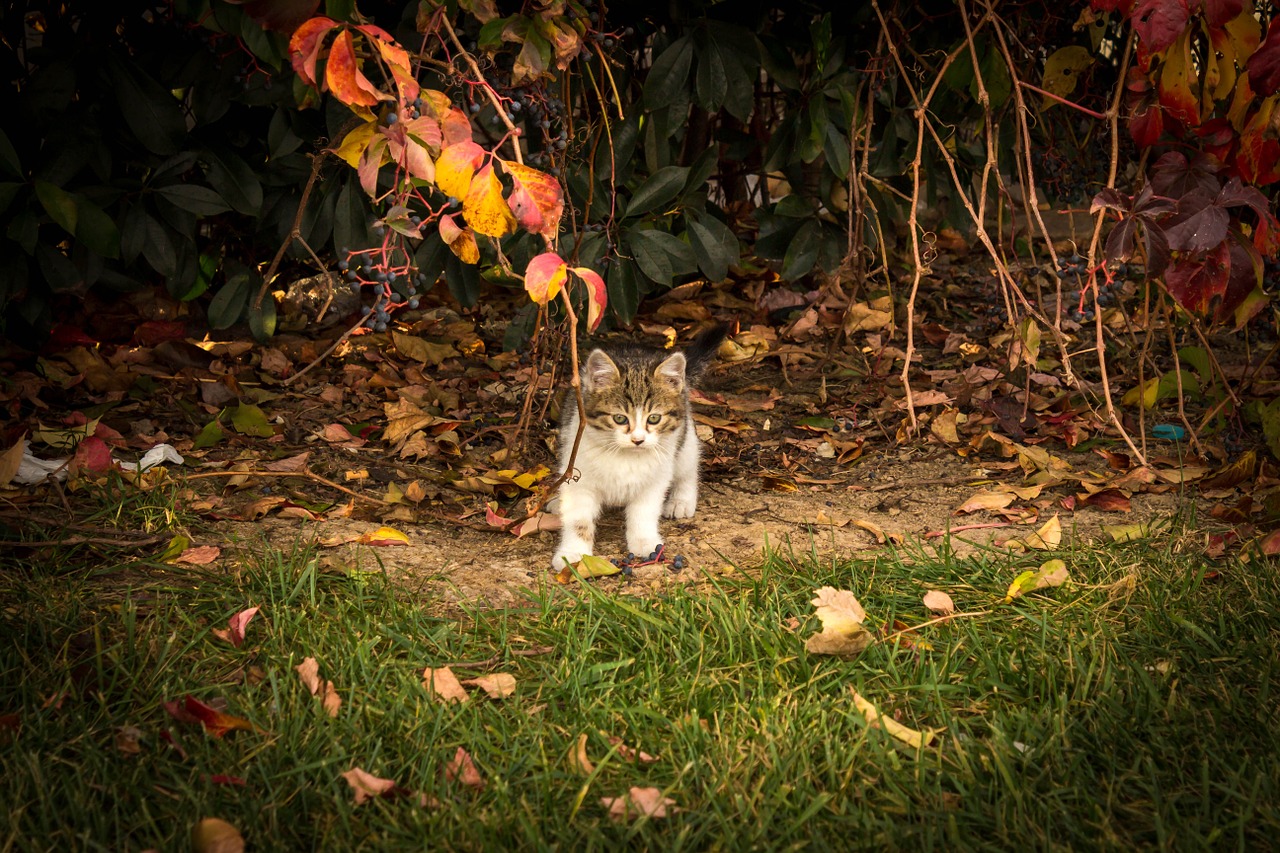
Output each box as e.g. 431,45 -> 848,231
572,267 -> 608,331
464,163 -> 517,238
1245,15 -> 1280,96
435,141 -> 485,204
439,213 -> 480,264
524,252 -> 568,304
1164,242 -> 1230,315
325,28 -> 385,108
1133,0 -> 1192,54
288,16 -> 336,87
1157,28 -> 1199,127
503,160 -> 564,244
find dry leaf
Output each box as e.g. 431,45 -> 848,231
567,733 -> 595,775
601,786 -> 678,821
178,545 -> 222,565
810,586 -> 866,633
423,667 -> 470,704
191,817 -> 244,853
321,682 -> 342,718
805,629 -> 873,657
211,606 -> 259,648
294,657 -> 323,695
341,767 -> 399,805
115,725 -> 143,756
851,690 -> 935,749
606,735 -> 660,764
444,747 -> 485,789
461,673 -> 516,699
922,590 -> 955,615
956,490 -> 1016,515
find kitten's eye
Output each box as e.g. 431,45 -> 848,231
647,413 -> 662,425
612,414 -> 628,425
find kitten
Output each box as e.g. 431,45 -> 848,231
551,324 -> 728,571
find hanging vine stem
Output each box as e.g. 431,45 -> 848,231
436,13 -> 524,165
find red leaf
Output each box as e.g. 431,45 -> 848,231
571,266 -> 608,331
1245,20 -> 1280,96
288,16 -> 336,87
1200,0 -> 1242,27
358,24 -> 420,103
165,696 -> 262,738
1164,242 -> 1231,315
233,0 -> 320,34
206,774 -> 248,786
71,435 -> 113,475
503,160 -> 564,244
1080,489 -> 1132,512
524,252 -> 568,305
1157,28 -> 1200,126
1259,528 -> 1280,556
215,606 -> 260,648
444,747 -> 486,790
1128,99 -> 1165,147
1133,0 -> 1191,53
44,324 -> 99,351
131,320 -> 188,347
325,28 -> 384,108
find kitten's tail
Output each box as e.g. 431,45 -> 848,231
685,322 -> 731,380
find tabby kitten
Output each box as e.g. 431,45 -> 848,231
551,325 -> 728,571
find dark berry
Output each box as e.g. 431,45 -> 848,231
338,259 -> 350,271
408,297 -> 420,309
469,102 -> 480,113
350,282 -> 362,294
345,270 -> 358,282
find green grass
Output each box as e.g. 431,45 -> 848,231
2,492 -> 1278,850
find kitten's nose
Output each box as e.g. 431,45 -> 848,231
630,435 -> 645,445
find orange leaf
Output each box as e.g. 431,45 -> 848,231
422,666 -> 470,704
288,17 -> 337,87
1156,29 -> 1199,127
418,91 -> 473,146
404,115 -> 444,156
357,24 -> 420,102
572,267 -> 607,331
503,160 -> 563,244
325,28 -> 385,108
358,525 -> 410,545
525,252 -> 568,304
341,767 -> 401,804
464,163 -> 517,237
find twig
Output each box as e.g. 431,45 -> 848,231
437,14 -> 523,165
5,534 -> 170,549
253,151 -> 331,310
443,645 -> 556,670
282,311 -> 370,386
882,610 -> 992,641
184,469 -> 390,506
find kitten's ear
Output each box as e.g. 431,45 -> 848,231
654,351 -> 687,390
584,350 -> 621,391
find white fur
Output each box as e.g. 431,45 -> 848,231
550,395 -> 700,572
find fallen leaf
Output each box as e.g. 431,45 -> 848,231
207,775 -> 247,786
805,630 -> 874,657
212,606 -> 259,648
1104,522 -> 1152,542
422,667 -> 470,703
461,673 -> 516,699
606,735 -> 660,764
115,725 -> 144,756
810,586 -> 866,633
922,590 -> 955,615
1003,558 -> 1071,602
0,436 -> 24,488
177,545 -> 222,565
1005,513 -> 1063,551
567,733 -> 595,775
851,689 -> 935,749
295,657 -> 341,717
444,746 -> 485,789
358,525 -> 410,545
956,490 -> 1016,514
191,817 -> 244,853
164,696 -> 263,738
341,767 -> 400,805
601,786 -> 677,821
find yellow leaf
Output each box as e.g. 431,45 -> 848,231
1025,513 -> 1062,550
1104,522 -> 1152,543
810,586 -> 866,634
1040,46 -> 1093,102
956,490 -> 1016,514
359,525 -> 409,545
1122,377 -> 1160,409
922,590 -> 955,615
1003,558 -> 1071,602
334,120 -> 379,168
463,164 -> 517,237
435,140 -> 483,201
805,628 -> 873,657
851,690 -> 935,749
567,732 -> 595,775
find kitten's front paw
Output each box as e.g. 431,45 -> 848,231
627,537 -> 663,558
551,551 -> 586,572
663,496 -> 696,519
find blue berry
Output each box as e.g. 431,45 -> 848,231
408,297 -> 420,309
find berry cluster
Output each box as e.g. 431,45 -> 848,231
608,544 -> 687,576
337,246 -> 428,332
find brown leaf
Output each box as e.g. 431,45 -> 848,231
606,735 -> 660,764
0,435 -> 24,488
922,590 -> 955,615
191,817 -> 245,853
177,545 -> 221,565
1079,488 -> 1131,512
115,725 -> 144,756
341,767 -> 399,805
601,786 -> 678,821
444,746 -> 485,789
956,490 -> 1016,515
294,657 -> 323,695
461,673 -> 516,699
805,629 -> 873,657
810,586 -> 867,633
262,452 -> 311,473
422,667 -> 470,704
567,733 -> 595,775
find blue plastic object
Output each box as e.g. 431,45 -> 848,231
1151,424 -> 1187,441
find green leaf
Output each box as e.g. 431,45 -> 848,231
193,419 -> 226,450
248,292 -> 277,343
144,221 -> 182,279
643,36 -> 694,109
36,244 -> 82,293
0,182 -> 22,215
76,198 -> 121,259
685,212 -> 738,282
824,123 -> 851,180
695,40 -> 729,113
626,228 -> 698,286
34,180 -> 77,237
782,219 -> 822,282
445,251 -> 480,308
626,166 -> 690,218
333,180 -> 373,258
230,403 -> 274,438
683,147 -> 718,199
203,148 -> 264,216
155,185 -> 231,217
208,271 -> 253,329
0,129 -> 21,178
606,258 -> 644,325
107,57 -> 187,156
